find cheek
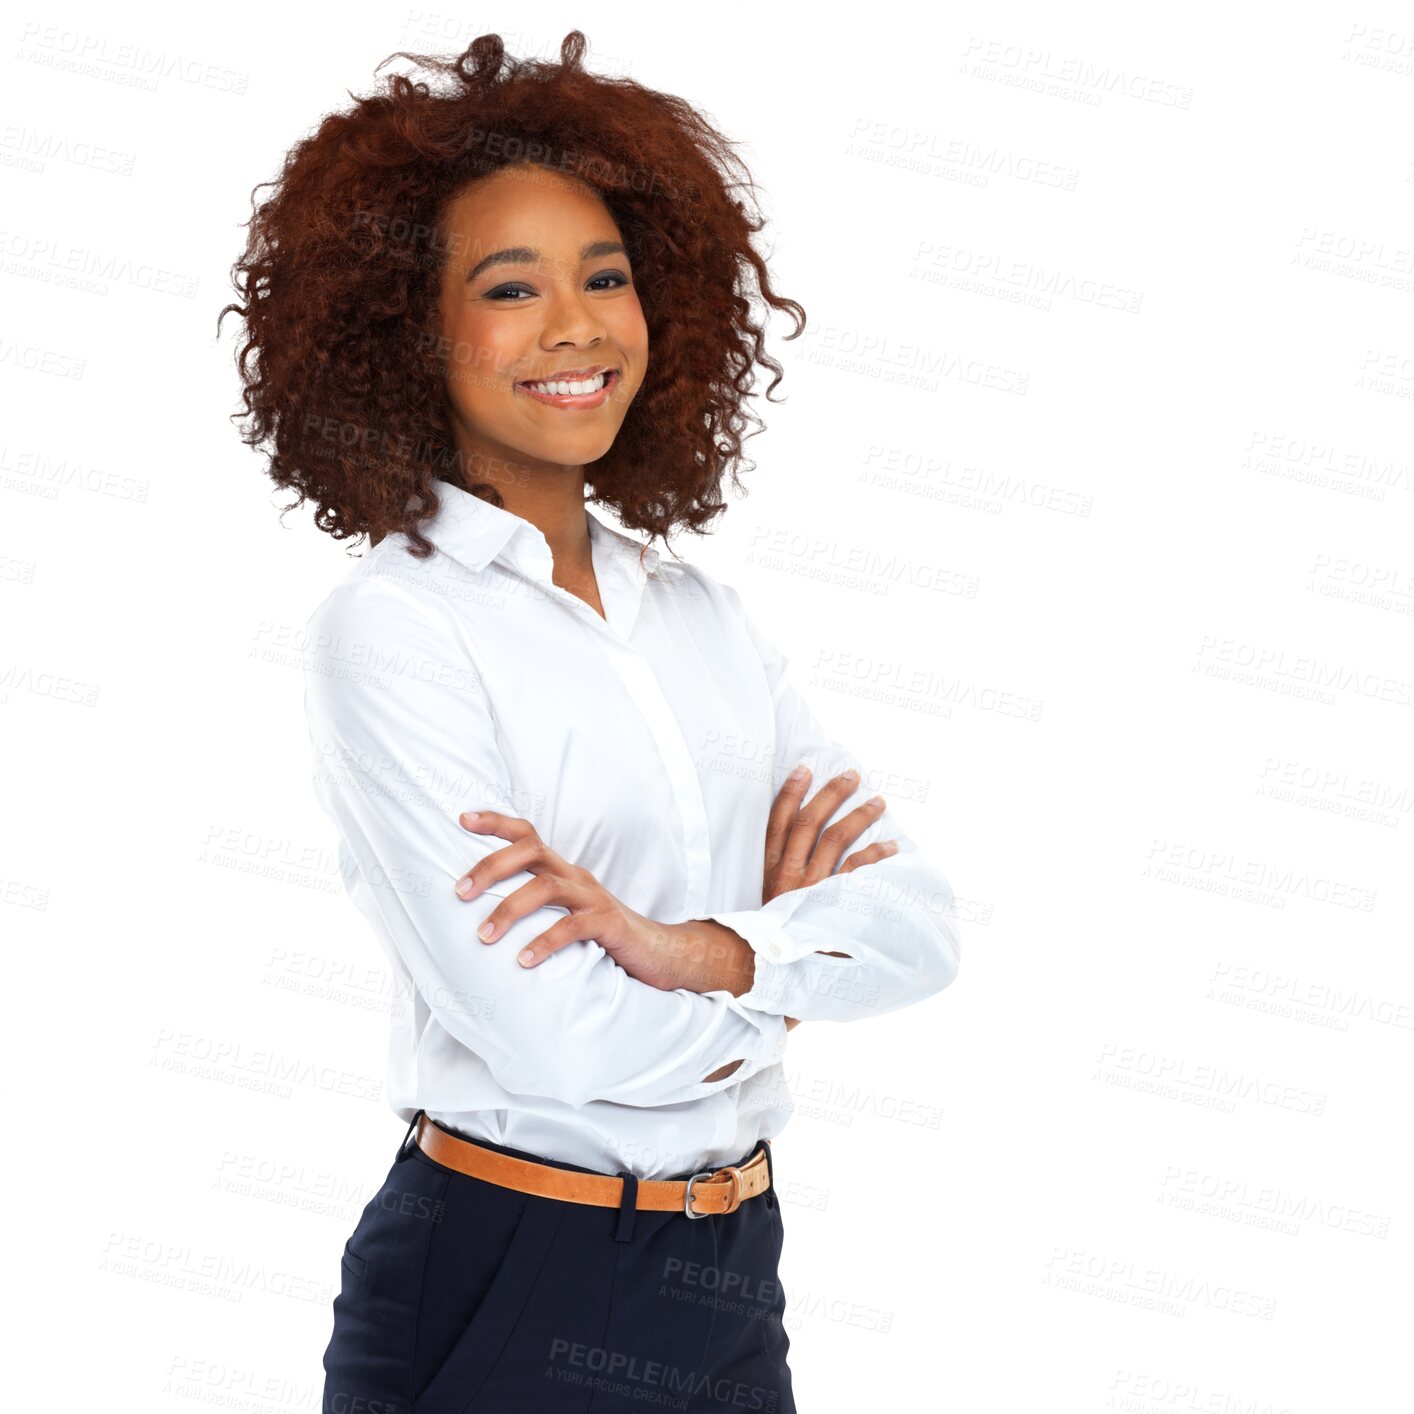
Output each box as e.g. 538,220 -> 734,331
594,282 -> 643,336
444,312 -> 519,411
605,301 -> 649,379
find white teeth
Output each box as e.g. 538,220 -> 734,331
523,372 -> 608,396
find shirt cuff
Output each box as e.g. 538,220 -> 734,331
708,905 -> 821,1017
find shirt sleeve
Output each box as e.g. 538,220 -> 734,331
302,573 -> 787,1110
702,581 -> 963,1024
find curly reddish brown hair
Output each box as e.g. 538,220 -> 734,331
218,30 -> 806,561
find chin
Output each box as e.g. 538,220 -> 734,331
522,432 -> 623,467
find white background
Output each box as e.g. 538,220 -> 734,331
4,3 -> 1411,1410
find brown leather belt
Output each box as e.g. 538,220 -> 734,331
413,1114 -> 771,1218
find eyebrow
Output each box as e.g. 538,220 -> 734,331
465,239 -> 627,283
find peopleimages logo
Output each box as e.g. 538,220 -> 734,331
546,1339 -> 779,1411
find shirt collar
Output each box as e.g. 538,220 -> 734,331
410,480 -> 663,582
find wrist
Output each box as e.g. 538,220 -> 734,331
669,923 -> 803,1028
666,918 -> 757,996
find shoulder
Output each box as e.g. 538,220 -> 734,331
651,556 -> 786,686
656,554 -> 749,625
303,540 -> 464,673
665,559 -> 791,683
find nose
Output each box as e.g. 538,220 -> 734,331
539,283 -> 608,350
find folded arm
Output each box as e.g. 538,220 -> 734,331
302,575 -> 787,1109
701,580 -> 962,1024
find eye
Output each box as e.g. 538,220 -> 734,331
485,271 -> 630,301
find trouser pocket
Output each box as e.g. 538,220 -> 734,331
412,1191 -> 566,1413
323,1154 -> 450,1414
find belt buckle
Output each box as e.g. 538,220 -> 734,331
684,1169 -> 714,1219
685,1164 -> 743,1218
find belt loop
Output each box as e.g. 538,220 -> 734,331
395,1109 -> 425,1163
761,1137 -> 775,1189
612,1170 -> 639,1243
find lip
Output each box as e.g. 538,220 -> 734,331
514,367 -> 620,410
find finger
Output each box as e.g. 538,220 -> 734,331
458,810 -> 539,843
805,794 -> 888,883
516,909 -> 609,968
764,765 -> 812,877
779,769 -> 863,877
475,873 -> 587,945
454,834 -> 549,900
454,827 -> 581,902
839,838 -> 899,874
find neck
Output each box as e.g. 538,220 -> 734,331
466,459 -> 593,580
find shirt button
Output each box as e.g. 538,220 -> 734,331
761,938 -> 784,962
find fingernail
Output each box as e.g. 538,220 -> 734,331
455,878 -> 474,898
460,811 -> 479,825
868,794 -> 885,808
883,840 -> 898,854
478,921 -> 495,940
517,948 -> 535,966
789,765 -> 808,782
844,769 -> 860,783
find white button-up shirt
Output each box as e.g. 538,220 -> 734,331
302,481 -> 961,1179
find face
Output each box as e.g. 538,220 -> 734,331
434,162 -> 649,483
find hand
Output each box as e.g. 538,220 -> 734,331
764,764 -> 896,906
744,765 -> 898,1001
453,809 -> 686,988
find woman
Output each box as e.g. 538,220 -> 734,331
222,31 -> 961,1414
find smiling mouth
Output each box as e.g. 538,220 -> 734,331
514,369 -> 620,409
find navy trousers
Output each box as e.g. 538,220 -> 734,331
321,1117 -> 795,1414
